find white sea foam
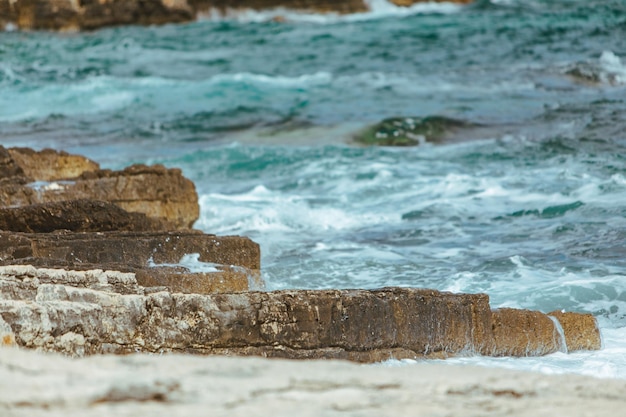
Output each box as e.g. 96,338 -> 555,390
598,50 -> 626,85
210,71 -> 333,88
418,325 -> 626,380
198,0 -> 463,24
148,253 -> 221,273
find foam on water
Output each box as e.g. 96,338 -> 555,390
148,253 -> 221,273
413,325 -> 626,380
198,0 -> 462,24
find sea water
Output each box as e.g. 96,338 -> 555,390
2,0 -> 626,378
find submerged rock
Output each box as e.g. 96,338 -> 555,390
354,116 -> 477,146
0,265 -> 601,361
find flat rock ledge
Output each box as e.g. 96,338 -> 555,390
0,145 -> 603,364
0,145 -> 260,294
1,0 -> 473,31
2,347 -> 626,417
0,265 -> 600,362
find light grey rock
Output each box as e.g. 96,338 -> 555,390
1,347 -> 625,417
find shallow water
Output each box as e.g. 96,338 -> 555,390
2,0 -> 626,378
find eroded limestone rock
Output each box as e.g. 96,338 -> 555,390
0,230 -> 262,294
0,161 -> 199,229
549,310 -> 602,352
491,308 -> 565,356
0,200 -> 174,233
0,230 -> 260,269
0,266 -> 602,361
1,0 -> 474,31
6,147 -> 100,181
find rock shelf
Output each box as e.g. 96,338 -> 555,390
0,265 -> 601,361
0,145 -> 603,362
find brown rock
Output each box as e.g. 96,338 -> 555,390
0,230 -> 260,270
390,0 -> 472,6
134,265 -> 258,294
4,0 -> 192,31
2,0 -> 477,31
0,200 -> 174,233
549,310 -> 602,352
0,146 -> 25,179
0,266 -> 601,361
2,0 -> 374,31
491,308 -> 564,356
0,163 -> 199,229
7,147 -> 99,181
0,267 -> 493,360
191,0 -> 368,15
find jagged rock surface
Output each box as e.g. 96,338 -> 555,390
0,200 -> 174,233
6,147 -> 100,181
0,146 -> 199,229
0,230 -> 260,269
0,265 -> 601,361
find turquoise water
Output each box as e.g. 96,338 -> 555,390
2,0 -> 626,377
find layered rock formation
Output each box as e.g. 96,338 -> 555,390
0,145 -> 603,363
0,146 -> 198,229
0,265 -> 601,361
1,0 -> 474,31
0,146 -> 259,295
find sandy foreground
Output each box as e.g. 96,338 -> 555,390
1,347 -> 625,417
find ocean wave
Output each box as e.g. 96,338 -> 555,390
564,51 -> 626,86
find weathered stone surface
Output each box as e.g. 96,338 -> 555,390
0,230 -> 261,294
0,163 -> 199,229
1,0 -> 192,31
191,0 -> 368,15
0,200 -> 174,233
6,147 -> 99,181
134,265 -> 257,294
549,310 -> 602,352
1,0 -> 475,31
0,230 -> 260,270
0,266 -> 601,361
0,146 -> 25,180
390,0 -> 472,6
0,266 -> 493,359
491,308 -> 565,356
3,348 -> 626,417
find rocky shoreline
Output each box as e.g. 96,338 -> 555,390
3,347 -> 626,417
0,145 -> 603,361
1,0 -> 473,31
0,145 -> 616,414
